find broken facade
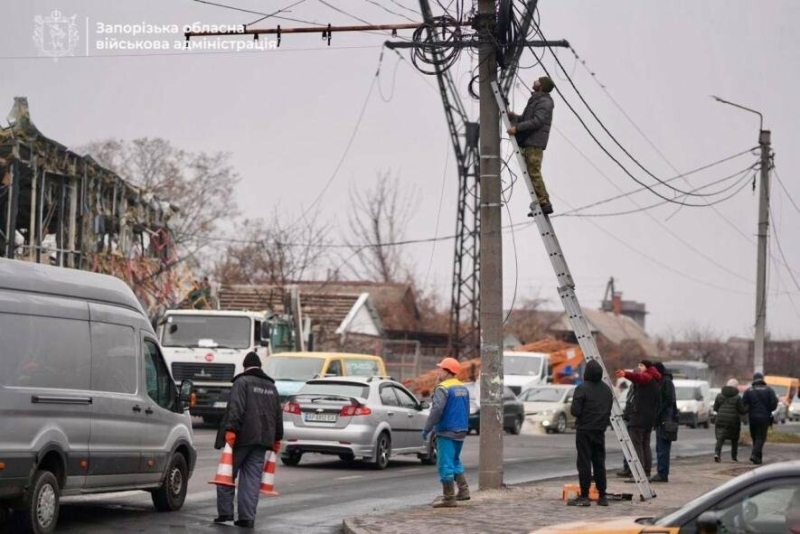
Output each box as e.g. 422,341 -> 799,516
0,97 -> 188,316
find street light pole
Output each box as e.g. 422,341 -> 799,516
712,96 -> 770,374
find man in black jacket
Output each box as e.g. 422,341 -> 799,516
507,76 -> 556,215
742,372 -> 778,465
569,360 -> 613,507
214,352 -> 283,528
651,362 -> 677,483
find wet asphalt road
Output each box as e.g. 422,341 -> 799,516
3,421 -> 798,533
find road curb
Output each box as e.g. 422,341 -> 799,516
340,449 -> 717,534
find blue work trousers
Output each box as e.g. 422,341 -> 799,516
437,437 -> 465,483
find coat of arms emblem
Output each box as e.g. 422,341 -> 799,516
33,10 -> 79,60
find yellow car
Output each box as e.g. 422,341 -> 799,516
532,460 -> 800,534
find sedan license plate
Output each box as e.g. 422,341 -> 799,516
304,413 -> 337,423
213,402 -> 227,409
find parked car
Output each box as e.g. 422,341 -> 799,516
280,376 -> 435,469
790,396 -> 800,422
709,387 -> 722,424
773,401 -> 788,425
464,383 -> 525,435
518,385 -> 576,434
0,259 -> 196,534
531,460 -> 800,533
674,379 -> 711,428
265,352 -> 388,402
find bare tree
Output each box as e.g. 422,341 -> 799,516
81,138 -> 239,252
346,171 -> 417,283
215,210 -> 329,285
503,296 -> 555,345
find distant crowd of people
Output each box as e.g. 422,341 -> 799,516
566,360 -> 780,507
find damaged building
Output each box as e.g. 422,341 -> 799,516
0,97 -> 188,317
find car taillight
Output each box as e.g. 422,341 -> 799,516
283,402 -> 301,415
340,405 -> 371,417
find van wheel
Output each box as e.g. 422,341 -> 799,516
152,454 -> 188,512
23,470 -> 60,534
508,416 -> 524,435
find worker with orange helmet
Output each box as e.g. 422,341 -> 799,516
422,357 -> 471,508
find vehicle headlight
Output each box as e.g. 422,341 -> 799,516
680,405 -> 692,412
541,409 -> 555,416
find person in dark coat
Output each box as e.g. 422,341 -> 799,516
506,75 -> 556,215
568,360 -> 613,507
742,372 -> 778,465
714,378 -> 747,462
214,352 -> 283,529
615,360 -> 661,479
651,362 -> 678,482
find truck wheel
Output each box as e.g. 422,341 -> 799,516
152,454 -> 188,512
22,470 -> 60,534
689,416 -> 698,429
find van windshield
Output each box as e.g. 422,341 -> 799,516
675,386 -> 698,401
161,316 -> 251,349
504,354 -> 545,376
265,357 -> 325,381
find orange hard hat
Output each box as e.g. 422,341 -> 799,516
437,357 -> 461,375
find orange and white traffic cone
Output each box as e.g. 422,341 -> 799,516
259,450 -> 279,496
209,443 -> 236,487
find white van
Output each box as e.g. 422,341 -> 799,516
674,379 -> 712,429
0,259 -> 195,534
503,351 -> 549,395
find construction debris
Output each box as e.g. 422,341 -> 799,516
403,339 -> 583,397
0,97 -> 189,317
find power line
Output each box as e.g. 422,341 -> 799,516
533,28 -> 722,201
193,0 -> 319,25
774,168 -> 800,215
286,50 -> 381,231
363,0 -> 419,23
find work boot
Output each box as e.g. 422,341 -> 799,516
454,473 -> 471,501
567,496 -> 591,507
213,515 -> 233,524
432,481 -> 457,508
596,496 -> 609,507
616,469 -> 632,478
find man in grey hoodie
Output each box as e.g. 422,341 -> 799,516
507,76 -> 556,215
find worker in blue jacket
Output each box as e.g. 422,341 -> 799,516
423,357 -> 470,508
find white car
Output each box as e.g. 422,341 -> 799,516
674,379 -> 712,429
773,401 -> 788,425
789,399 -> 800,422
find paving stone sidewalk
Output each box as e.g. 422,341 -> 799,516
343,445 -> 798,534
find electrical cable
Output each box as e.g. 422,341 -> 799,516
285,50 -> 380,232
363,0 -> 419,23
774,169 -> 800,216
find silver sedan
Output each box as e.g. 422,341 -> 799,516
280,377 -> 437,470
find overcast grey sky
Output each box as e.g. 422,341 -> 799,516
3,0 -> 799,340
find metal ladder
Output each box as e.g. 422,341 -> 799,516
491,81 -> 655,501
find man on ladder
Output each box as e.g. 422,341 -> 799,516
506,75 -> 556,215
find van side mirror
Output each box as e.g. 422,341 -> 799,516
696,393 -> 704,401
179,379 -> 194,411
696,510 -> 723,534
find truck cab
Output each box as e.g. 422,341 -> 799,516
159,310 -> 270,424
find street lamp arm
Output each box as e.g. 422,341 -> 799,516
711,95 -> 764,131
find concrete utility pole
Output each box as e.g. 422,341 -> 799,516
754,129 -> 771,374
476,0 -> 504,490
712,96 -> 770,374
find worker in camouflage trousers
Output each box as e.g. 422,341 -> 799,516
423,357 -> 470,508
507,75 -> 556,215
